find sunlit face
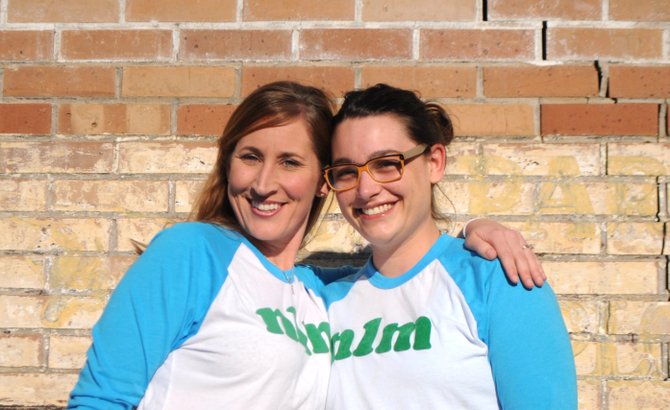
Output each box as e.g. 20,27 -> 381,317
331,114 -> 444,255
227,119 -> 327,259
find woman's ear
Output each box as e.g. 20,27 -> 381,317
316,178 -> 329,198
427,144 -> 447,184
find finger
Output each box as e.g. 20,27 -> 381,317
497,252 -> 520,285
464,232 -> 498,260
515,249 -> 536,289
490,236 -> 521,285
525,248 -> 546,287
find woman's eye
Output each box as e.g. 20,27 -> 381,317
373,159 -> 401,170
239,153 -> 260,163
333,167 -> 357,180
282,159 -> 302,168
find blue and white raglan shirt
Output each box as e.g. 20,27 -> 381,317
69,222 -> 345,409
323,234 -> 577,410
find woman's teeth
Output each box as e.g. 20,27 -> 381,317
253,201 -> 280,211
361,204 -> 392,215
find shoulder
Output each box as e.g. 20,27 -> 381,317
435,235 -> 502,284
321,266 -> 368,309
143,222 -> 245,259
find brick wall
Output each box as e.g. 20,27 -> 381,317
0,0 -> 668,408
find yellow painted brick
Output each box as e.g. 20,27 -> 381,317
603,342 -> 665,378
607,380 -> 670,410
537,180 -> 596,215
175,179 -> 205,213
558,300 -> 600,333
0,334 -> 43,367
444,142 -> 479,176
608,142 -> 670,176
0,295 -> 105,329
0,373 -> 78,407
53,180 -> 169,212
573,341 -> 664,378
122,66 -> 236,97
572,340 -> 598,376
48,335 -> 90,369
482,143 -> 601,176
116,218 -> 177,252
545,261 -> 659,295
505,221 -> 601,254
303,219 -> 368,254
539,181 -> 657,216
0,218 -> 111,252
439,180 -> 535,215
50,256 -> 132,291
118,141 -> 216,174
609,301 -> 670,336
448,104 -> 535,137
0,256 -> 44,289
607,222 -> 664,255
577,380 -> 601,410
0,178 -> 47,211
60,103 -> 171,135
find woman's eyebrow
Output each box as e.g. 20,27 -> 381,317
331,150 -> 401,165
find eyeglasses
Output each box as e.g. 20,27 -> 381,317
323,144 -> 428,192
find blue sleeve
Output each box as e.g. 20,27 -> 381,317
68,223 -> 232,409
483,264 -> 577,409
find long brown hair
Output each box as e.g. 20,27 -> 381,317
192,81 -> 334,239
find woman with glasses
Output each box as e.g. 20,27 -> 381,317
69,81 -> 546,409
323,83 -> 577,409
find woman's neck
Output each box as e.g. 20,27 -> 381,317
370,223 -> 441,278
249,236 -> 302,271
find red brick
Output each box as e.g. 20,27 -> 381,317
242,66 -> 354,98
363,0 -> 475,21
489,0 -> 601,20
0,104 -> 51,135
8,0 -> 118,23
421,29 -> 535,60
180,30 -> 292,60
0,31 -> 53,61
177,104 -> 236,136
548,28 -> 663,60
126,0 -> 235,22
541,104 -> 659,136
609,66 -> 670,99
449,104 -> 536,137
610,0 -> 670,21
300,29 -> 412,60
360,66 -> 477,98
483,65 -> 599,97
122,66 -> 236,98
1,142 -> 114,173
4,66 -> 115,97
61,30 -> 172,60
59,104 -> 171,135
244,0 -> 353,20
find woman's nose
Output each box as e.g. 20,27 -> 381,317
356,169 -> 381,199
251,163 -> 277,195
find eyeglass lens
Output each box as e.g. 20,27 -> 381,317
327,155 -> 403,190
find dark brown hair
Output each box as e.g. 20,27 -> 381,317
332,83 -> 454,220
